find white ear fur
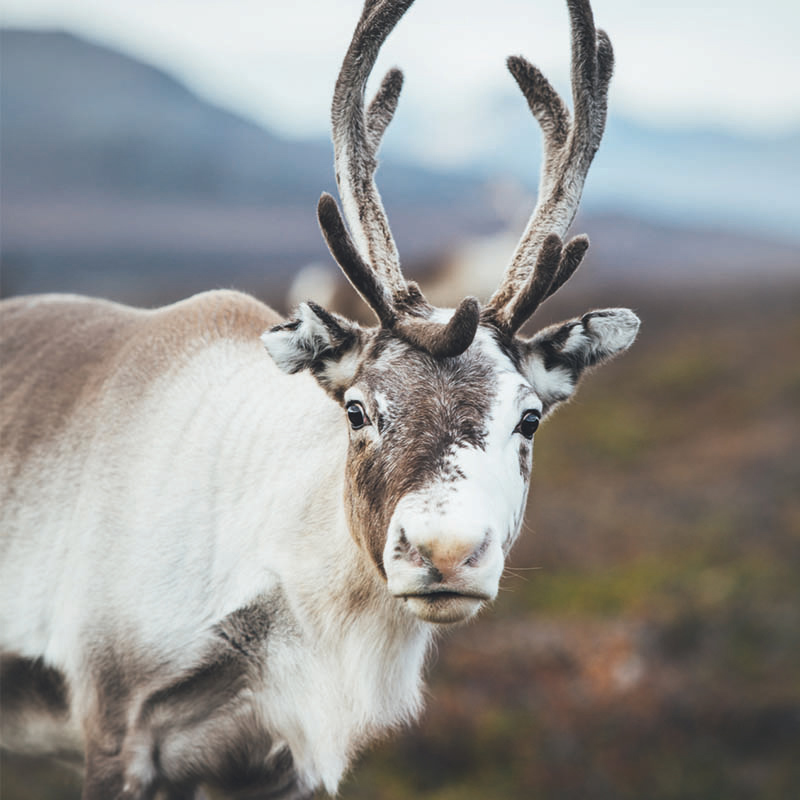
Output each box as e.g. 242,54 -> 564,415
261,302 -> 364,393
577,308 -> 640,357
261,303 -> 335,375
522,308 -> 639,414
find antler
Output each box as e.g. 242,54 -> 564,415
485,0 -> 614,334
318,0 -> 611,352
322,0 -> 412,306
317,0 -> 480,358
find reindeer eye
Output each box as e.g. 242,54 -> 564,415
516,409 -> 540,440
346,401 -> 369,430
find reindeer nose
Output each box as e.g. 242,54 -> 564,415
396,528 -> 490,579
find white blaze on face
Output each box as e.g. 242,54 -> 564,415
382,330 -> 540,623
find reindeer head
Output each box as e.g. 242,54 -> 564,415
263,0 -> 639,624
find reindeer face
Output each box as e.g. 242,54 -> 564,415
263,0 -> 638,623
342,327 -> 536,623
263,303 -> 638,624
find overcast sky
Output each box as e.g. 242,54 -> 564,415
2,0 -> 798,152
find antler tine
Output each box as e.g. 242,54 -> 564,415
487,0 -> 614,334
320,0 -> 416,314
367,67 -> 404,152
317,192 -> 396,325
500,233 -> 590,333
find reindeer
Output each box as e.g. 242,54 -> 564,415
0,1 -> 638,797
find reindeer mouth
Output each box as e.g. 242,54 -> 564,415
397,590 -> 490,624
400,590 -> 490,602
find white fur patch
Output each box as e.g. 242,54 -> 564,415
561,324 -> 591,354
261,303 -> 332,374
322,346 -> 361,388
584,308 -> 640,355
373,390 -> 390,418
524,355 -> 575,413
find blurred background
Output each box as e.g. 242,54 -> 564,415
1,1 -> 798,798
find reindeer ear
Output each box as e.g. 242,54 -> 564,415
261,302 -> 364,398
520,308 -> 639,416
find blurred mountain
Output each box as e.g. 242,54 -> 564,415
0,29 -> 797,306
0,29 -> 493,209
0,29 -> 497,303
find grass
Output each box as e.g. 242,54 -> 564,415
497,552 -> 796,621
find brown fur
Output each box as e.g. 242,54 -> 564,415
77,596 -> 298,799
0,291 -> 281,470
0,655 -> 75,759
